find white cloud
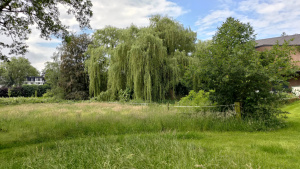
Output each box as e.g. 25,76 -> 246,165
1,0 -> 186,71
89,0 -> 186,29
196,0 -> 300,40
196,10 -> 235,37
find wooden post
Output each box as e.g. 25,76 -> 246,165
234,102 -> 241,120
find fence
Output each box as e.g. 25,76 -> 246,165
106,101 -> 243,119
172,102 -> 241,119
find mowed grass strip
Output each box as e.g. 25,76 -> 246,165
0,101 -> 299,168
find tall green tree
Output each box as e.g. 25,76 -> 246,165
84,26 -> 131,97
107,25 -> 140,99
43,53 -> 60,89
0,0 -> 93,61
198,17 -> 298,119
182,40 -> 212,92
59,33 -> 91,100
0,56 -> 39,87
106,16 -> 196,101
42,53 -> 62,97
127,30 -> 168,100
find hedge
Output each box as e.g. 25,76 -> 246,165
0,84 -> 51,97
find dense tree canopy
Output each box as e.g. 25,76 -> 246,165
43,53 -> 60,89
85,16 -> 197,101
149,15 -> 196,55
0,56 -> 39,87
196,17 -> 298,118
181,40 -> 212,92
0,0 -> 93,61
59,33 -> 91,100
41,15 -> 299,122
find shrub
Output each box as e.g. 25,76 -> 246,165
43,87 -> 64,99
178,90 -> 216,112
118,88 -> 131,102
42,89 -> 55,98
37,84 -> 51,97
22,85 -> 38,97
10,86 -> 23,97
22,84 -> 51,97
0,85 -> 51,98
0,87 -> 8,97
97,89 -> 115,101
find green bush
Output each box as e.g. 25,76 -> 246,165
22,85 -> 38,97
97,89 -> 115,101
10,87 -> 23,97
2,85 -> 52,98
43,87 -> 65,99
42,89 -> 55,98
118,88 -> 131,102
178,90 -> 216,112
36,84 -> 51,97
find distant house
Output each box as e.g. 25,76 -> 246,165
24,76 -> 45,85
255,34 -> 300,96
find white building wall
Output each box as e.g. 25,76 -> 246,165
23,77 -> 45,85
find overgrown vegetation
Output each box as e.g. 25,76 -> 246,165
0,101 -> 299,168
1,16 -> 298,125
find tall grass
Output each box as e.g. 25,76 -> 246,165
0,102 -> 283,150
0,97 -> 63,105
0,101 -> 299,168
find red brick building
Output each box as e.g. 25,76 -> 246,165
255,34 -> 300,96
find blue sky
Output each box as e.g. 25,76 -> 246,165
4,0 -> 300,71
168,0 -> 222,39
173,0 -> 300,40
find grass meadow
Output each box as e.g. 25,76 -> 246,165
0,100 -> 299,168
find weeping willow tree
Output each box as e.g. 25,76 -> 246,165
85,26 -> 126,97
87,15 -> 197,101
149,15 -> 197,98
85,46 -> 108,97
149,15 -> 196,55
107,25 -> 139,98
128,31 -> 169,101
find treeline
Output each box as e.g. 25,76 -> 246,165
45,15 -> 197,101
43,16 -> 299,119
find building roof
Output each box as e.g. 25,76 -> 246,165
255,34 -> 300,48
